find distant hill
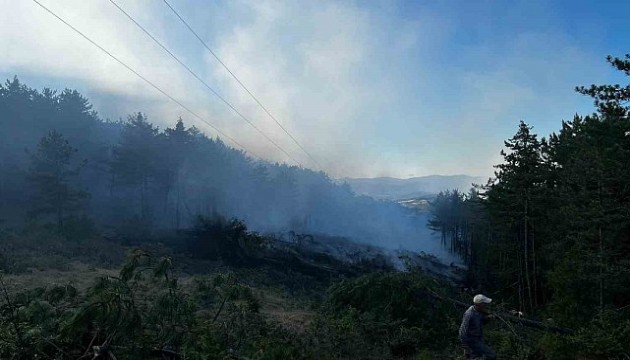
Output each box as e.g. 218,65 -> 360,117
341,175 -> 486,201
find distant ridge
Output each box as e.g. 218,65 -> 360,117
341,175 -> 486,201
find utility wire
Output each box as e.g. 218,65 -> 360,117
162,0 -> 322,170
109,0 -> 303,167
30,0 -> 248,152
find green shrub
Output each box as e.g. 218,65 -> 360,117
311,271 -> 460,359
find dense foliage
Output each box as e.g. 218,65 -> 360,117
1,55 -> 630,359
429,55 -> 630,358
0,79 -> 429,250
0,250 -> 262,359
0,248 -> 469,360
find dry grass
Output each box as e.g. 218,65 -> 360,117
259,290 -> 315,334
2,261 -> 117,294
0,227 -> 321,339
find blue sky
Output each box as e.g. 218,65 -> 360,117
1,0 -> 628,178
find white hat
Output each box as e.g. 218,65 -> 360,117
473,294 -> 492,304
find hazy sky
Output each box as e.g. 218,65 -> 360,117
1,0 -> 628,178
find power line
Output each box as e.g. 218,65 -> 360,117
109,0 -> 303,167
162,0 -> 323,170
30,0 -> 248,153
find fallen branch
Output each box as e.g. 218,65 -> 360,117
422,288 -> 574,335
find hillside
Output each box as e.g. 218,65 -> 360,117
0,77 -> 442,256
342,174 -> 486,201
2,52 -> 630,359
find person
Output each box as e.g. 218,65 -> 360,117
459,294 -> 496,359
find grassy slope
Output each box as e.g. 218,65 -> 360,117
0,228 -> 321,341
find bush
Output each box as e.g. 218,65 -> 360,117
61,215 -> 98,241
311,271 -> 460,359
185,215 -> 267,265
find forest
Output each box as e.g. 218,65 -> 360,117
0,74 -> 438,251
0,55 -> 629,359
428,55 -> 630,357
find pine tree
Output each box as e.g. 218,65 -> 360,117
110,113 -> 160,220
576,54 -> 630,117
160,118 -> 195,228
27,131 -> 87,229
488,121 -> 545,313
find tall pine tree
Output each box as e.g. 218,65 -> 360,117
27,131 -> 87,229
110,113 -> 160,221
487,121 -> 545,313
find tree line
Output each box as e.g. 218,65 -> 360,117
429,56 -> 630,353
0,76 -> 433,251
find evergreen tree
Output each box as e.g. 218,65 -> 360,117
159,118 -> 196,228
576,54 -> 630,117
110,113 -> 160,220
429,190 -> 467,258
27,130 -> 87,229
487,121 -> 545,313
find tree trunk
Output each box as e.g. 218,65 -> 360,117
597,152 -> 604,317
524,197 -> 533,313
175,170 -> 182,230
141,174 -> 148,220
599,224 -> 604,316
517,241 -> 524,312
57,191 -> 63,230
109,173 -> 115,197
532,227 -> 538,308
140,183 -> 145,220
0,161 -> 5,213
175,185 -> 181,230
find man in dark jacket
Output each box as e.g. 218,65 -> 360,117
459,294 -> 496,359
